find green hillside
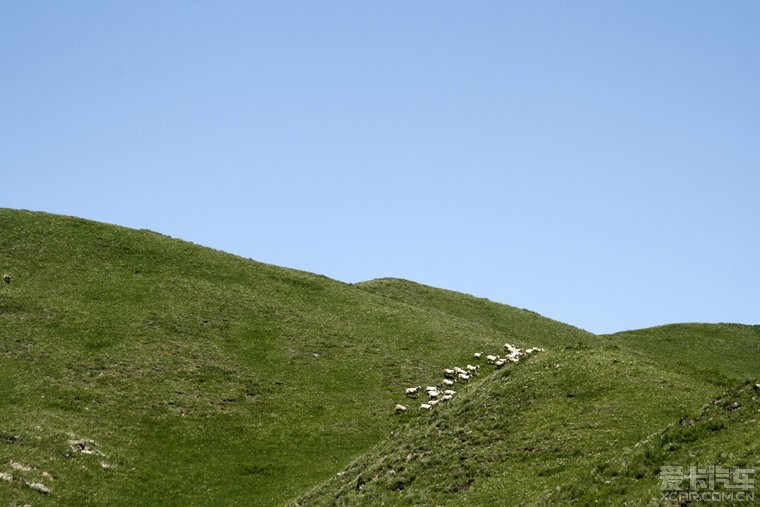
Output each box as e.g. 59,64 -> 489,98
609,323 -> 760,386
1,209 -> 602,506
293,338 -> 759,505
292,323 -> 759,505
1,209 -> 757,505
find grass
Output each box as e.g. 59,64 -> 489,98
546,379 -> 760,504
292,343 -> 740,505
608,323 -> 760,386
0,208 -> 757,506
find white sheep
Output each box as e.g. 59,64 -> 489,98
457,373 -> 470,383
419,403 -> 432,410
443,389 -> 456,396
495,358 -> 508,368
442,394 -> 453,401
428,390 -> 441,399
486,354 -> 499,364
394,404 -> 408,413
405,386 -> 422,397
473,352 -> 482,359
453,366 -> 467,375
429,399 -> 440,406
443,368 -> 456,378
466,364 -> 479,375
442,378 -> 455,387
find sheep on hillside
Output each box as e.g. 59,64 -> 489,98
507,351 -> 522,362
504,343 -> 519,353
394,404 -> 408,413
405,386 -> 422,397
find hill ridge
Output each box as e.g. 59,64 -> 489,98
1,208 -> 757,506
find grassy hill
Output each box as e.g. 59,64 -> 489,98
293,338 -> 759,505
0,209 -> 594,505
0,209 -> 757,506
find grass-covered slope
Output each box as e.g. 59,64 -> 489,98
293,324 -> 759,505
547,379 -> 760,504
609,323 -> 760,386
0,208 -> 598,506
355,278 -> 597,351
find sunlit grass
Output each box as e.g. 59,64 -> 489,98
1,208 -> 757,506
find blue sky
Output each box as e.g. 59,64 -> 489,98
2,1 -> 758,334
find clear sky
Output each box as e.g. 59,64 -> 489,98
2,2 -> 758,334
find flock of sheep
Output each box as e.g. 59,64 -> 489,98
393,342 -> 545,413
